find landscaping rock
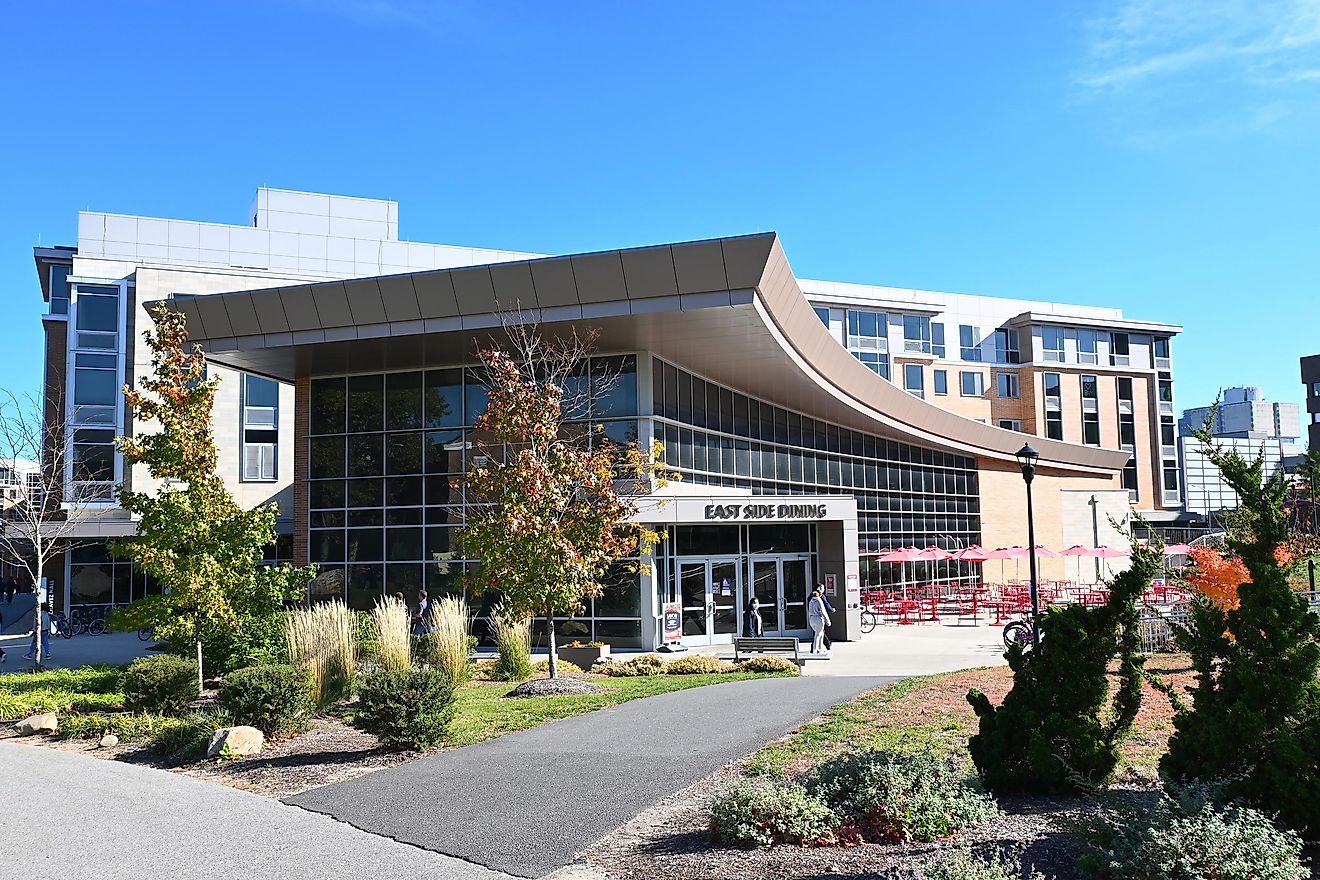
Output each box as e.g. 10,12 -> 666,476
15,713 -> 58,736
207,725 -> 265,758
98,734 -> 119,749
506,678 -> 608,698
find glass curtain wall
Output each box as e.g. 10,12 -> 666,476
306,356 -> 643,645
650,357 -> 981,590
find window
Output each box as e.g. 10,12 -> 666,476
995,328 -> 1020,364
1111,332 -> 1130,366
903,315 -> 932,354
1041,327 -> 1065,362
1080,374 -> 1100,445
1116,376 -> 1135,449
1080,374 -> 1099,402
1160,417 -> 1176,447
1043,372 -> 1063,440
959,325 -> 981,361
49,264 -> 71,315
933,370 -> 948,396
996,373 -> 1019,398
1077,329 -> 1101,365
998,419 -> 1022,432
931,322 -> 945,358
1123,459 -> 1139,501
242,374 -> 280,481
72,428 -> 115,483
1312,382 -> 1320,397
846,310 -> 889,379
73,285 -> 120,350
813,306 -> 830,326
903,363 -> 924,398
1153,336 -> 1171,360
960,371 -> 984,396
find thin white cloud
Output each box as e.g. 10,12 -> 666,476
1076,0 -> 1320,140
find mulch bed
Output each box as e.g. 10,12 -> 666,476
578,657 -> 1201,880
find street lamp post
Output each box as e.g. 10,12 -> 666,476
1016,444 -> 1042,646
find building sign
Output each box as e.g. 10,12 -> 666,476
703,503 -> 828,521
662,602 -> 683,644
824,574 -> 838,597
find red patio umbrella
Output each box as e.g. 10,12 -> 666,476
877,546 -> 923,590
1092,545 -> 1130,579
1033,546 -> 1062,558
1062,544 -> 1096,584
1163,543 -> 1191,556
952,544 -> 990,561
984,546 -> 1028,583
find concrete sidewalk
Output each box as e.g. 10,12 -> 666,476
289,674 -> 893,878
803,621 -> 1008,676
0,740 -> 513,880
0,630 -> 152,672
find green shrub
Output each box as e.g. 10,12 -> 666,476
666,655 -> 735,675
917,849 -> 1045,880
709,776 -> 835,848
218,664 -> 314,738
1078,799 -> 1308,880
352,667 -> 456,750
599,654 -> 667,677
810,750 -> 1000,843
735,655 -> 800,675
1159,430 -> 1320,834
122,655 -> 200,716
967,542 -> 1160,794
148,711 -> 228,761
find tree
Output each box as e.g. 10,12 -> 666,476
1160,426 -> 1320,836
0,390 -> 100,669
458,323 -> 668,678
112,303 -> 314,688
966,540 -> 1162,793
1184,545 -> 1249,611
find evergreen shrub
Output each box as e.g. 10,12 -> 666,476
916,849 -> 1045,880
352,667 -> 456,750
966,543 -> 1161,793
218,664 -> 314,738
123,655 -> 200,716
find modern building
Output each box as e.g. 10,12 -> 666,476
35,188 -> 1167,649
1302,355 -> 1320,450
1177,387 -> 1304,522
1179,386 -> 1300,441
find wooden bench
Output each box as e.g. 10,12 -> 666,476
733,636 -> 803,666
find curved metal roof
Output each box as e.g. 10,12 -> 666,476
168,232 -> 1130,476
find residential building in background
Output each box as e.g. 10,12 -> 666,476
1177,387 -> 1303,522
35,188 -> 1147,648
1302,354 -> 1320,450
805,281 -> 1182,520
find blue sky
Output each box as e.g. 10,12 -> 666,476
2,0 -> 1318,428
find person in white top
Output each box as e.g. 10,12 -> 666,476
807,587 -> 831,655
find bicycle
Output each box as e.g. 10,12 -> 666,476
1001,615 -> 1038,649
137,625 -> 157,642
859,606 -> 879,634
49,611 -> 75,640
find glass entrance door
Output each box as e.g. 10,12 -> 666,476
749,555 -> 813,637
677,557 -> 741,645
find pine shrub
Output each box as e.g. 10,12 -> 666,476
1159,428 -> 1320,836
665,655 -> 735,675
966,542 -> 1161,793
709,777 -> 835,848
809,750 -> 1000,843
352,667 -> 456,750
735,655 -> 801,675
218,664 -> 314,738
122,655 -> 200,716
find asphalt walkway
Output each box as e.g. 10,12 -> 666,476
0,740 -> 514,880
288,674 -> 893,878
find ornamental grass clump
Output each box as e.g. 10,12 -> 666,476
599,653 -> 666,677
370,597 -> 411,674
284,601 -> 355,709
809,750 -> 1000,843
665,654 -> 735,675
427,596 -> 472,687
490,608 -> 534,682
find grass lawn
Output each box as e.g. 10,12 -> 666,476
745,655 -> 1196,778
449,672 -> 785,747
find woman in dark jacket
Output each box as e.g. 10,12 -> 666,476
743,595 -> 764,637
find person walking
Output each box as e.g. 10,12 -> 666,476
807,587 -> 831,655
4,576 -> 15,604
23,602 -> 53,663
412,590 -> 432,635
743,594 -> 763,637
